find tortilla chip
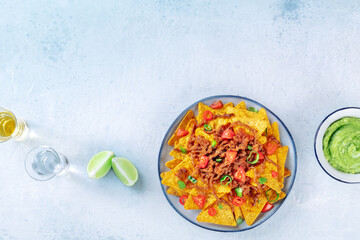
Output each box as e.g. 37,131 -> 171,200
161,157 -> 193,195
213,184 -> 231,195
195,126 -> 214,142
276,146 -> 289,188
167,188 -> 181,197
228,108 -> 268,138
174,119 -> 197,150
223,102 -> 234,108
160,171 -> 171,179
196,102 -> 231,123
165,158 -> 183,170
197,202 -> 236,226
235,101 -> 246,110
241,192 -> 267,226
246,155 -> 282,193
234,206 -> 244,221
265,188 -> 286,203
258,108 -> 271,130
258,136 -> 267,145
169,149 -> 186,159
168,110 -> 195,146
184,189 -> 219,210
271,122 -> 280,141
284,168 -> 291,177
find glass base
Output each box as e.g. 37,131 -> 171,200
25,146 -> 69,181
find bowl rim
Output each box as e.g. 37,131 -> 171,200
158,94 -> 297,232
314,107 -> 360,184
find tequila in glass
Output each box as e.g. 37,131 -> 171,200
0,107 -> 28,142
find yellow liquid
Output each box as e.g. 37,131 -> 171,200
0,112 -> 16,138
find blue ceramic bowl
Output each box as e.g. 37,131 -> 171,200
314,107 -> 360,184
158,95 -> 297,232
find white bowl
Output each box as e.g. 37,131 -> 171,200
314,107 -> 360,184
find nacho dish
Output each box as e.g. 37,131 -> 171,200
160,100 -> 291,227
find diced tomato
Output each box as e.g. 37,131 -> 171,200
264,141 -> 278,155
198,155 -> 209,168
176,128 -> 189,137
258,151 -> 264,160
221,129 -> 235,140
261,202 -> 274,212
232,196 -> 245,206
271,171 -> 278,178
210,100 -> 223,109
234,166 -> 246,183
179,195 -> 188,205
193,195 -> 206,208
208,207 -> 217,216
225,150 -> 237,163
203,110 -> 213,121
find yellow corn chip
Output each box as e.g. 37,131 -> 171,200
167,188 -> 181,197
169,149 -> 186,159
160,171 -> 171,179
235,101 -> 246,110
174,119 -> 197,149
197,202 -> 236,226
246,155 -> 282,193
234,206 -> 244,221
276,146 -> 289,188
184,189 -> 219,210
241,192 -> 267,226
161,157 -> 193,195
258,108 -> 271,131
258,136 -> 267,145
271,122 -> 280,141
165,158 -> 183,170
168,110 -> 195,146
265,188 -> 286,203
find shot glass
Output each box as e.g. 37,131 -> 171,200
0,107 -> 29,142
25,146 -> 69,181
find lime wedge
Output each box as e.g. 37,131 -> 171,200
112,157 -> 138,186
87,151 -> 115,179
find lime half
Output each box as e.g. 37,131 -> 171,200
112,157 -> 138,186
87,151 -> 115,179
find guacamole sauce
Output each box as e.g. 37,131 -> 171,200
323,117 -> 360,174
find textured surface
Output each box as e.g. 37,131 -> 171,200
0,0 -> 359,239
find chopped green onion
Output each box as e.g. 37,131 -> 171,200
265,128 -> 268,136
266,189 -> 279,203
258,200 -> 261,203
215,159 -> 222,162
235,187 -> 243,197
204,124 -> 212,131
218,203 -> 223,209
236,217 -> 244,225
220,175 -> 232,186
259,177 -> 267,184
187,175 -> 197,183
248,107 -> 259,113
211,140 -> 217,148
178,180 -> 186,189
179,145 -> 187,154
247,145 -> 252,150
246,151 -> 259,164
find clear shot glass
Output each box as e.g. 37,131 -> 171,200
25,146 -> 69,181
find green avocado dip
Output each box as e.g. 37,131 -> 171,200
323,117 -> 360,174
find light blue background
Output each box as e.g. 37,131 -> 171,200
0,1 -> 359,239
